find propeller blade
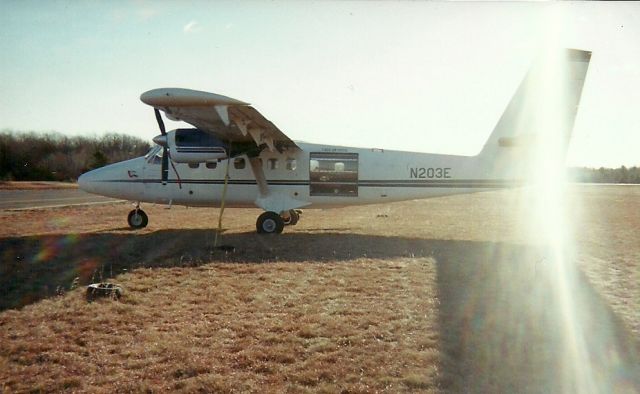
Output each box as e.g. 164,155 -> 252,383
161,146 -> 169,185
154,108 -> 166,135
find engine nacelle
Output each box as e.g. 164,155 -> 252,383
167,128 -> 228,163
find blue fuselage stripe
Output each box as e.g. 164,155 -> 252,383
99,179 -> 522,188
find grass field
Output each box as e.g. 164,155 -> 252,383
0,185 -> 639,392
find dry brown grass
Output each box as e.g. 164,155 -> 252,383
0,185 -> 639,392
0,259 -> 440,392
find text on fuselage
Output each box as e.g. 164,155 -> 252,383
409,167 -> 452,179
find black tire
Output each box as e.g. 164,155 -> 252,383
256,211 -> 284,234
127,209 -> 148,229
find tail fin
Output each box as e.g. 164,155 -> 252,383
477,49 -> 591,177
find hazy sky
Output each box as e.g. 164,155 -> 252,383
1,1 -> 638,167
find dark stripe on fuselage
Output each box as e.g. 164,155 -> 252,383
176,151 -> 226,154
98,179 -> 523,188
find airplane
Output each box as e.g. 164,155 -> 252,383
78,48 -> 591,234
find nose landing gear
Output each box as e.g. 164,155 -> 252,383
128,204 -> 148,229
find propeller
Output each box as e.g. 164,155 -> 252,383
153,108 -> 169,185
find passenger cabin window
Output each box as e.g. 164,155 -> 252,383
309,152 -> 358,197
206,162 -> 217,169
234,158 -> 246,169
286,159 -> 297,171
188,163 -> 199,169
268,158 -> 278,170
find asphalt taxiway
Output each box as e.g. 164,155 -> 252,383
0,189 -> 123,210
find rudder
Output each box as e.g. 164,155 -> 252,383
477,49 -> 591,178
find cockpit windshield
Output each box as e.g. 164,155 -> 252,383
145,146 -> 163,164
145,145 -> 162,159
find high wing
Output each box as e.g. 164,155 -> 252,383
140,88 -> 298,152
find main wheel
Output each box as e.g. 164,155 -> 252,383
127,209 -> 148,229
256,211 -> 284,234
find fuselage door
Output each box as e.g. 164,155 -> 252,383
309,152 -> 358,197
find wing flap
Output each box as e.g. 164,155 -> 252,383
140,88 -> 298,151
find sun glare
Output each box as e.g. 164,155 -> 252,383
528,50 -> 596,392
524,7 -> 604,391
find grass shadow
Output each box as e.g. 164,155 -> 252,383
435,243 -> 640,392
1,229 -> 639,392
0,229 -> 441,310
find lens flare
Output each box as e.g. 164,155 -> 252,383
32,233 -> 80,263
519,8 -> 637,391
527,47 -> 597,392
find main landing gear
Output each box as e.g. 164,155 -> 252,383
127,206 -> 148,229
126,204 -> 299,233
256,209 -> 302,234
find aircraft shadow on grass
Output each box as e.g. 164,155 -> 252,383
1,229 -> 639,391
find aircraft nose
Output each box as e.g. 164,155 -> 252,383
77,157 -> 146,199
78,165 -> 114,194
77,170 -> 95,193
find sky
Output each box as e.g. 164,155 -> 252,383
1,1 -> 639,168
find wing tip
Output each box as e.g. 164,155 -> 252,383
140,88 -> 250,107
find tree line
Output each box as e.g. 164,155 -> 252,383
0,130 -> 151,182
568,166 -> 640,184
0,130 -> 638,184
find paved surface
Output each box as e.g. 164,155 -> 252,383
0,189 -> 123,210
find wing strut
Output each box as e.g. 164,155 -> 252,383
249,157 -> 270,198
213,153 -> 231,248
248,156 -> 310,214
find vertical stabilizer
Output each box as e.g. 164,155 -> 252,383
477,49 -> 591,178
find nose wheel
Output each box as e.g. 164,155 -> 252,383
128,209 -> 148,229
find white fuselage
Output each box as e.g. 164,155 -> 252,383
77,49 -> 590,233
78,141 -> 514,210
